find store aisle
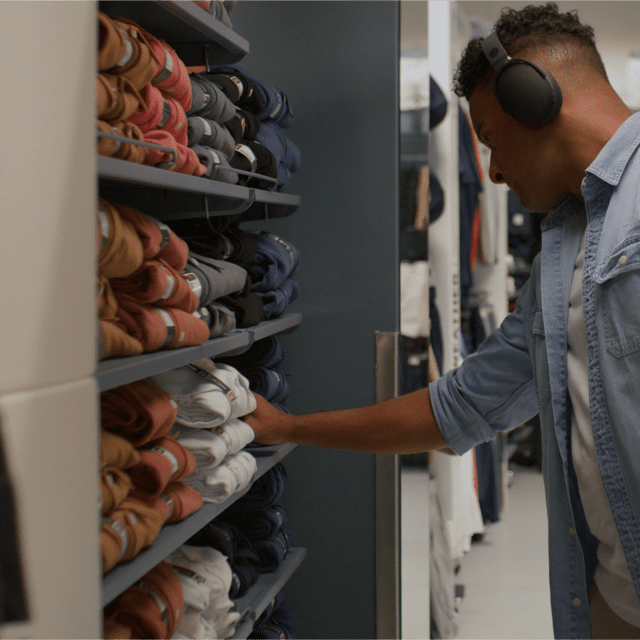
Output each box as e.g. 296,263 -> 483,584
454,465 -> 554,639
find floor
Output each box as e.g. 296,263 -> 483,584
401,463 -> 554,639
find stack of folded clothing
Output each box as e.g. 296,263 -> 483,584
148,359 -> 259,504
168,545 -> 241,639
192,0 -> 237,29
97,12 -> 206,176
187,520 -> 261,599
103,560 -> 185,639
248,590 -> 300,640
245,231 -> 300,320
97,198 -> 251,359
221,463 -> 291,573
100,382 -> 205,574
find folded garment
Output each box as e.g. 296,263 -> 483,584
245,367 -> 290,405
217,334 -> 285,370
110,203 -> 189,270
203,598 -> 241,638
163,480 -> 204,524
101,466 -> 134,515
219,285 -> 264,329
187,115 -> 236,157
182,450 -> 257,503
97,73 -> 145,122
115,294 -> 210,352
249,597 -> 300,639
188,75 -> 237,124
148,360 -> 256,428
190,144 -> 237,184
174,606 -> 216,639
144,129 -> 206,176
101,497 -> 165,572
246,231 -> 301,293
204,0 -> 232,28
257,277 -> 300,320
207,65 -> 294,128
105,16 -> 163,91
127,436 -> 196,497
169,417 -> 255,469
225,108 -> 261,143
105,560 -> 184,639
98,12 -> 130,71
111,258 -> 200,313
130,88 -> 189,146
202,69 -> 264,113
97,199 -> 145,279
148,39 -> 192,112
101,431 -> 141,470
186,252 -> 247,306
101,379 -> 177,447
253,528 -> 291,573
102,619 -> 133,640
196,302 -> 237,339
255,120 -> 301,190
223,503 -> 288,542
99,319 -> 145,360
230,141 -> 277,190
227,462 -> 287,511
97,120 -> 148,164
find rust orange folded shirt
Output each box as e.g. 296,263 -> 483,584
101,466 -> 134,515
163,481 -> 204,524
97,121 -> 148,165
101,430 -> 141,470
97,199 -> 144,279
97,73 -> 145,122
101,379 -> 177,447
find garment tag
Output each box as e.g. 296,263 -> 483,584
159,493 -> 175,520
155,307 -> 176,348
136,580 -> 168,623
159,98 -> 172,128
229,75 -> 245,97
147,217 -> 171,251
183,271 -> 203,301
115,29 -> 134,68
97,206 -> 110,252
260,231 -> 296,269
186,364 -> 237,402
172,564 -> 208,584
235,144 -> 257,172
200,117 -> 212,138
268,95 -> 283,119
151,46 -> 174,84
146,444 -> 180,475
103,517 -> 128,562
158,265 -> 176,301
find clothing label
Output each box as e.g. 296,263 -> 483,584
172,564 -> 208,584
155,307 -> 175,348
229,75 -> 245,97
198,306 -> 210,318
182,271 -> 203,301
151,46 -> 174,84
260,231 -> 296,269
201,91 -> 210,107
115,29 -> 134,68
97,206 -> 110,252
148,217 -> 171,251
235,144 -> 257,172
147,444 -> 180,476
159,493 -> 175,520
269,95 -> 283,120
186,364 -> 237,402
206,148 -> 221,165
103,517 -> 128,562
136,580 -> 168,623
200,117 -> 212,138
159,98 -> 172,128
157,265 -> 176,302
221,236 -> 234,261
105,472 -> 115,486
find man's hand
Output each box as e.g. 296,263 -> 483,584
243,394 -> 296,445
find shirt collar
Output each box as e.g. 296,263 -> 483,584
585,110 -> 640,187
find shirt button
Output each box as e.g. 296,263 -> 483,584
573,598 -> 582,607
619,255 -> 628,266
569,527 -> 576,536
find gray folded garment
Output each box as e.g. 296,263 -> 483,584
195,302 -> 237,339
190,145 -> 237,184
187,252 -> 247,306
187,116 -> 236,158
188,76 -> 237,124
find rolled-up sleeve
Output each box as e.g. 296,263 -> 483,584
429,297 -> 540,455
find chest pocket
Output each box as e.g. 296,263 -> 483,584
531,311 -> 551,408
594,238 -> 640,357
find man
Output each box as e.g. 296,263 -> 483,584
244,4 -> 640,638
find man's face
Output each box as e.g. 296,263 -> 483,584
469,79 -> 572,213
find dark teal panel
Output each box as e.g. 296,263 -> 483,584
231,3 -> 399,637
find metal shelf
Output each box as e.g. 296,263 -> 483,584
102,443 -> 299,606
96,313 -> 302,391
98,157 -> 301,221
231,547 -> 307,640
99,0 -> 249,65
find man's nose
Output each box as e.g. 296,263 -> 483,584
490,152 -> 506,184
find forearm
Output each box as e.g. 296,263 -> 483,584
283,388 -> 449,454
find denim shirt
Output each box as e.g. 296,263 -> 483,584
429,111 -> 640,639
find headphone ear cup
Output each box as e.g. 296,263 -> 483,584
494,60 -> 562,128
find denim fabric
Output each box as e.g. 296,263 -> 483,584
430,111 -> 640,638
248,232 -> 301,293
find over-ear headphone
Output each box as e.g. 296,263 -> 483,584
481,32 -> 562,128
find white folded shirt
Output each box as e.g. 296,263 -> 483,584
170,418 -> 256,469
182,450 -> 257,504
148,360 -> 257,428
173,606 -> 217,640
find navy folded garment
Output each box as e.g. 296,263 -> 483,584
231,547 -> 261,599
207,65 -> 294,128
249,591 -> 300,640
227,463 -> 287,511
253,589 -> 288,628
223,503 -> 288,542
243,367 -> 290,405
186,252 -> 247,306
247,231 -> 300,294
255,121 -> 301,191
253,528 -> 290,573
257,277 -> 299,320
187,115 -> 236,157
218,335 -> 285,370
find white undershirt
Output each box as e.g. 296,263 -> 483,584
567,226 -> 640,626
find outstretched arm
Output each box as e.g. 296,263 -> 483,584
243,388 -> 451,455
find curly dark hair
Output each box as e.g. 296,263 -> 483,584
453,2 -> 608,99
